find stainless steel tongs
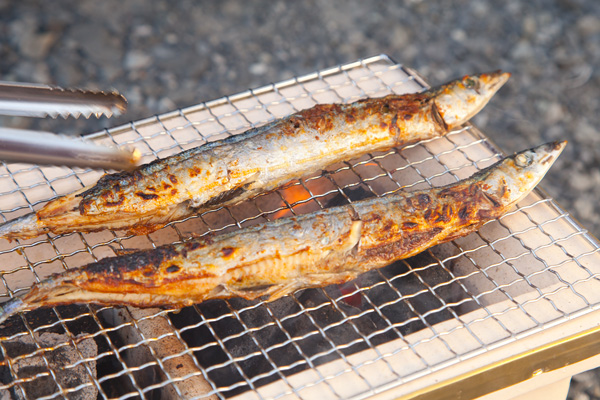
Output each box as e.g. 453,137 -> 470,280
0,81 -> 140,171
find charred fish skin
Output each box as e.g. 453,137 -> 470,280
0,71 -> 510,241
0,141 -> 565,324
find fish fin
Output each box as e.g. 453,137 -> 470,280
220,284 -> 277,301
266,282 -> 308,301
0,213 -> 47,241
111,247 -> 142,256
200,186 -> 247,208
347,220 -> 363,252
0,297 -> 28,324
431,101 -> 449,132
206,284 -> 274,301
266,271 -> 361,302
221,282 -> 304,302
196,171 -> 259,209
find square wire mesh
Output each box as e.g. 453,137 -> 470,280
1,55 -> 600,400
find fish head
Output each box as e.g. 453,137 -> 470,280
480,141 -> 567,206
433,70 -> 511,129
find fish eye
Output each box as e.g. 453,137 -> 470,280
463,77 -> 480,92
515,153 -> 532,167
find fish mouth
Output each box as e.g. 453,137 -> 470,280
537,140 -> 567,165
478,70 -> 511,94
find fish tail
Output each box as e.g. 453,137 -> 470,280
0,297 -> 27,324
0,213 -> 45,241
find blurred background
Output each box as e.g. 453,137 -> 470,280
0,1 -> 598,397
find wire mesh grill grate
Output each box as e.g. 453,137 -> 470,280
1,55 -> 600,400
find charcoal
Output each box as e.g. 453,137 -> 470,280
1,332 -> 97,400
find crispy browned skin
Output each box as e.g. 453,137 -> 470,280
0,142 -> 565,323
0,71 -> 510,240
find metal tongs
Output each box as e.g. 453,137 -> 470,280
0,81 -> 140,171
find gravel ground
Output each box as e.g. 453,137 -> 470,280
0,1 -> 599,398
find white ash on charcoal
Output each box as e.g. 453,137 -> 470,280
0,332 -> 97,400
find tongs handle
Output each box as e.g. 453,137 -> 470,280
0,81 -> 127,119
0,128 -> 140,171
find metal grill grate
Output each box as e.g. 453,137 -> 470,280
1,55 -> 600,400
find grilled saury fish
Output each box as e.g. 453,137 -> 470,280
0,71 -> 510,240
0,141 -> 565,324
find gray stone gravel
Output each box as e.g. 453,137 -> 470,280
0,0 -> 599,398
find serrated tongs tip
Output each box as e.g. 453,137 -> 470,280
0,81 -> 127,119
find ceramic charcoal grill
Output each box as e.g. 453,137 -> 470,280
2,55 -> 600,400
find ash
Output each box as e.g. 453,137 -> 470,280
1,332 -> 97,400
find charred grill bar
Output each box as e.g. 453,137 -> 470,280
1,55 -> 599,399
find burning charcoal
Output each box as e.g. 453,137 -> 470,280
0,305 -> 97,336
0,332 -> 97,400
166,233 -> 468,397
377,247 -> 468,335
325,275 -> 400,346
325,185 -> 372,207
170,302 -> 250,397
288,288 -> 372,366
171,298 -> 305,397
